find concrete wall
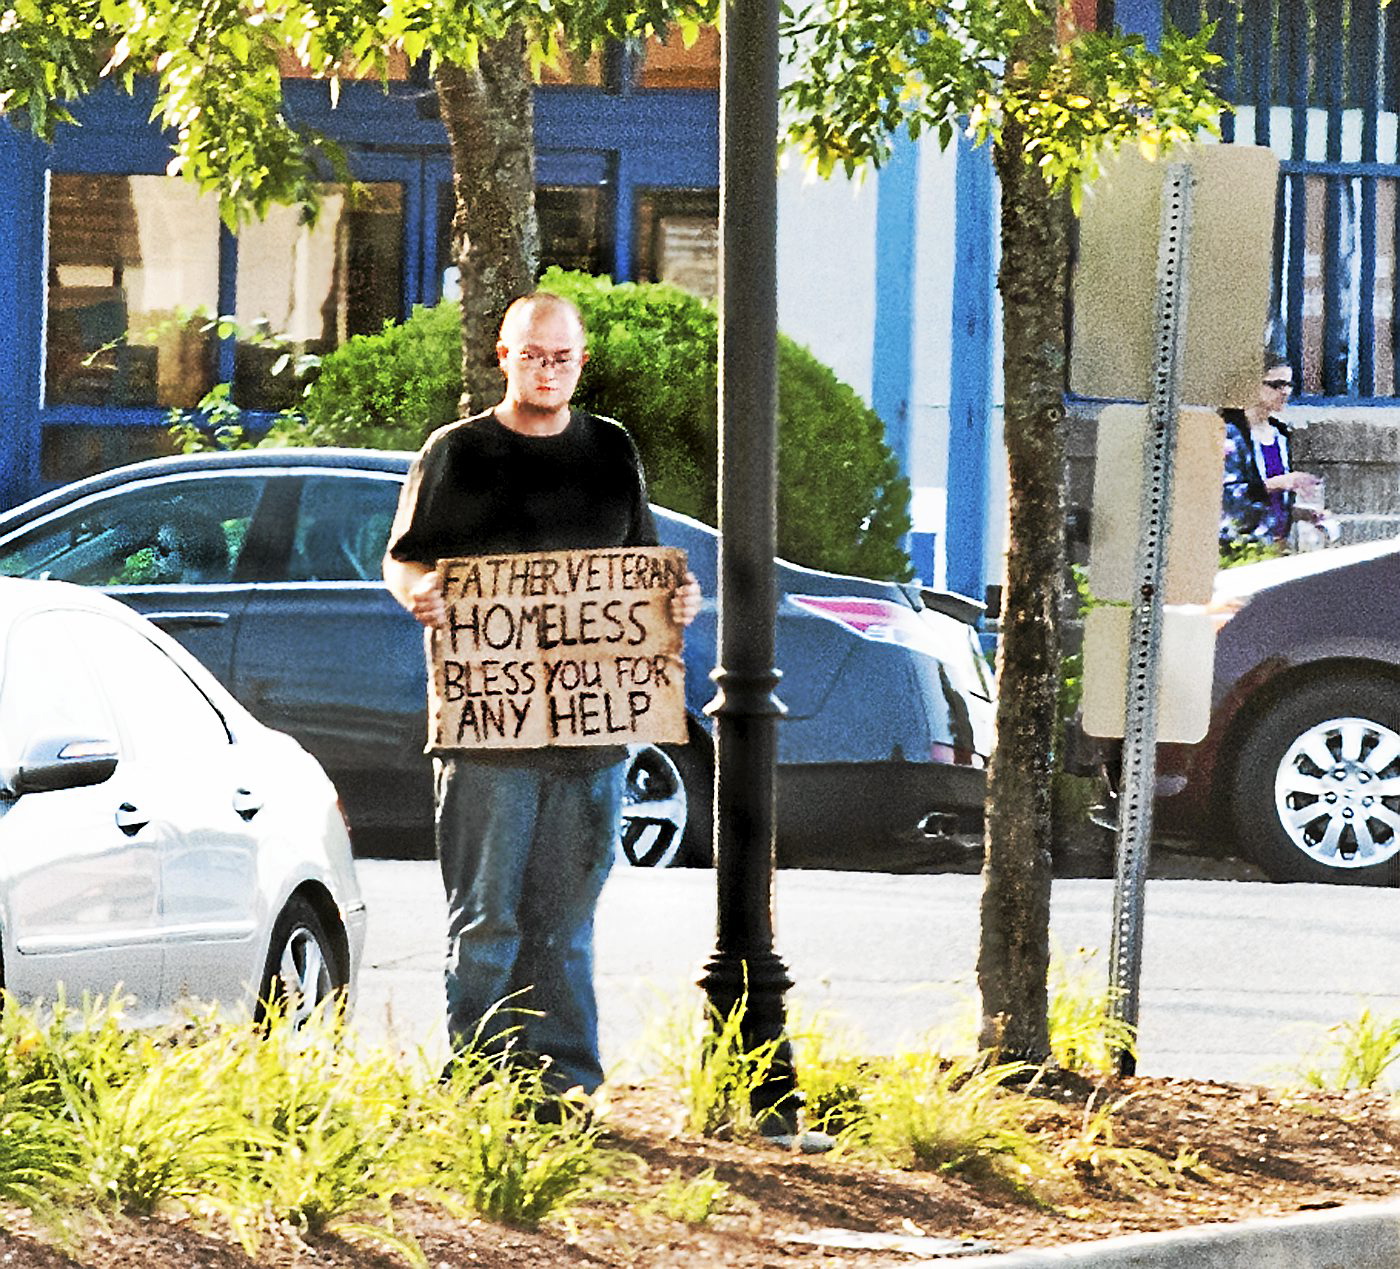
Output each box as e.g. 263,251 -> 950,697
1289,406 -> 1400,543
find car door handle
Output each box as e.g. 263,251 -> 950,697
232,788 -> 263,821
114,802 -> 149,837
146,611 -> 230,628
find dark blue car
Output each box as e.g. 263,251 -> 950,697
0,450 -> 994,868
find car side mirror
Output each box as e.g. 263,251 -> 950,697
10,734 -> 119,796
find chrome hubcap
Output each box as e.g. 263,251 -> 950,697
279,926 -> 333,1027
619,744 -> 688,867
1274,717 -> 1400,870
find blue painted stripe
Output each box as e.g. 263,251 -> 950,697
1355,0 -> 1381,396
1244,0 -> 1271,145
945,134 -> 994,601
1320,0 -> 1346,396
0,133 -> 46,509
1285,3 -> 1308,379
871,130 -> 918,486
1211,0 -> 1236,145
612,151 -> 635,281
217,225 -> 238,385
1117,0 -> 1162,48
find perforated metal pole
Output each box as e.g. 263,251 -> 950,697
1108,161 -> 1195,1076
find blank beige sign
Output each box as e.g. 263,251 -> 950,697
1088,405 -> 1226,606
1081,605 -> 1216,744
428,546 -> 688,750
1071,143 -> 1279,410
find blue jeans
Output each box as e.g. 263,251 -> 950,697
434,754 -> 623,1094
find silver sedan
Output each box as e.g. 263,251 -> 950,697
0,578 -> 366,1023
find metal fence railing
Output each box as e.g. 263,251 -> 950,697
1164,0 -> 1400,402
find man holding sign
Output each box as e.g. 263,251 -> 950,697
384,292 -> 701,1105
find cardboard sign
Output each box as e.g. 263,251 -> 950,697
428,546 -> 688,750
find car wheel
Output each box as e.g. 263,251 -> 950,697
256,896 -> 346,1026
1231,674 -> 1400,884
618,738 -> 713,867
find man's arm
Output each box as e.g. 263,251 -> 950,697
383,554 -> 448,629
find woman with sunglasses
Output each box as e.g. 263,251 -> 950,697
1219,360 -> 1329,550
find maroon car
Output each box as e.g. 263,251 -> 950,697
1154,539 -> 1400,885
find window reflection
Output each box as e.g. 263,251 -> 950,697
635,189 -> 718,298
437,183 -> 614,295
233,184 -> 404,409
45,174 -> 220,409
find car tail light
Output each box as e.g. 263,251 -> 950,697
790,596 -> 936,653
930,741 -> 982,768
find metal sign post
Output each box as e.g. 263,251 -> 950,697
1107,161 -> 1195,1075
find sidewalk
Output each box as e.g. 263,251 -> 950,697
975,1195 -> 1400,1267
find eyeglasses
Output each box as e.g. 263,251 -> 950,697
1263,378 -> 1293,391
512,349 -> 583,370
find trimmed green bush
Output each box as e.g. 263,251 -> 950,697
293,299 -> 464,450
289,270 -> 912,579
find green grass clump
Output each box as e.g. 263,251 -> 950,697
651,996 -> 792,1139
1048,945 -> 1138,1075
1053,1092 -> 1183,1191
645,1167 -> 732,1224
1296,1006 -> 1400,1091
846,1052 -> 1053,1188
428,1057 -> 611,1227
0,991 -> 617,1263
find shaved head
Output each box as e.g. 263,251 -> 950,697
499,292 -> 586,347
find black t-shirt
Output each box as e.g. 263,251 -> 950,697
388,409 -> 658,564
388,408 -> 660,767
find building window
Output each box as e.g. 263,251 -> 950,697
45,174 -> 220,410
437,182 -> 615,296
39,425 -> 180,487
635,189 -> 718,298
538,186 -> 614,275
636,26 -> 720,90
233,183 -> 404,409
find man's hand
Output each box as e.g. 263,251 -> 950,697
671,571 -> 702,627
408,570 -> 448,629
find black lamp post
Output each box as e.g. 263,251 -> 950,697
699,0 -> 798,1131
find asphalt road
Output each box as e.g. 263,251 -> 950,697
352,860 -> 1400,1086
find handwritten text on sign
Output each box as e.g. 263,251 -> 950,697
429,547 -> 689,750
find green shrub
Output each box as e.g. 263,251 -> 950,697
287,271 -> 912,579
293,299 -> 464,451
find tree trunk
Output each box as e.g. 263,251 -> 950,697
437,31 -> 540,414
975,111 -> 1072,1062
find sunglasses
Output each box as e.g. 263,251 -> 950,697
1263,378 -> 1293,390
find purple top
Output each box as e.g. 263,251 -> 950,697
1259,439 -> 1289,541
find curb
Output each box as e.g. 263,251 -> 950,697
971,1196 -> 1400,1267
